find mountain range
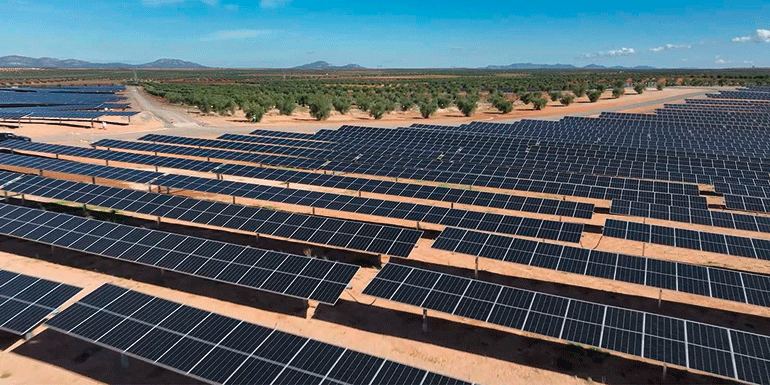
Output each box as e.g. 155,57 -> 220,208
0,56 -> 658,70
291,61 -> 365,70
0,56 -> 206,68
483,62 -> 656,70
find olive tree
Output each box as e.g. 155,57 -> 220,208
308,95 -> 332,120
418,99 -> 438,118
333,96 -> 351,114
532,97 -> 548,110
588,90 -> 602,103
276,96 -> 295,115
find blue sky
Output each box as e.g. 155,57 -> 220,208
1,0 -> 768,68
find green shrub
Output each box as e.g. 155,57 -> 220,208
634,84 -> 645,94
532,97 -> 548,110
243,103 -> 267,122
399,96 -> 415,111
418,99 -> 438,118
612,87 -> 625,98
356,96 -> 372,112
308,96 -> 332,120
491,95 -> 514,113
276,96 -> 295,115
455,96 -> 478,116
572,84 -> 587,97
333,96 -> 351,114
368,100 -> 388,119
559,94 -> 576,106
436,94 -> 453,109
549,91 -> 562,102
588,90 -> 602,103
657,83 -> 665,91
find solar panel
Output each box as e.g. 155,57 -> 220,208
91,138 -> 704,201
0,139 -> 596,219
47,283 -> 470,385
0,269 -> 81,335
0,203 -> 358,305
0,152 -> 162,184
363,262 -> 770,384
725,194 -> 770,214
611,199 -> 770,233
93,139 -> 328,171
145,174 -> 585,242
602,219 -> 770,260
1,175 -> 423,257
432,227 -> 770,306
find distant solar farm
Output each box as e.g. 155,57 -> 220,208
3,86 -> 770,384
0,86 -> 137,127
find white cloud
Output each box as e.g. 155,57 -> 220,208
579,47 -> 636,59
200,29 -> 272,41
732,29 -> 770,43
223,3 -> 239,11
260,0 -> 290,8
716,58 -> 726,64
649,43 -> 691,52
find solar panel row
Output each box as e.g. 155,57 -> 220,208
603,219 -> 770,260
0,152 -> 162,184
149,174 -> 585,242
153,173 -> 594,220
1,175 -> 422,258
0,140 -> 706,207
0,203 -> 358,304
364,263 -> 770,384
0,140 -> 597,216
93,139 -> 328,171
47,284 -> 470,385
725,194 -> 770,214
611,199 -> 770,234
0,269 -> 81,335
432,227 -> 770,307
92,138 -> 704,201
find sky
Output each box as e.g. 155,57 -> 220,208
0,0 -> 768,68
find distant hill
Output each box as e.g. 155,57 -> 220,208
0,55 -> 206,68
292,61 -> 365,70
483,62 -> 656,70
485,63 -> 577,70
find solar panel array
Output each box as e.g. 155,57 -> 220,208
0,86 -> 136,120
153,173 -> 594,220
611,199 -> 770,234
0,174 -> 422,258
47,284 -> 470,385
0,269 -> 81,335
725,194 -> 770,214
363,263 -> 770,384
0,152 -> 162,183
0,140 -> 597,218
431,227 -> 770,306
149,174 -> 585,242
603,219 -> 770,260
0,203 -> 358,304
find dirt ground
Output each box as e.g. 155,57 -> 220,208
0,85 -> 757,385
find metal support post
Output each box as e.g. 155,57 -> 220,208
422,309 -> 428,333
